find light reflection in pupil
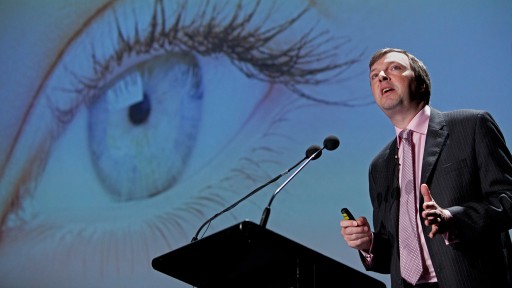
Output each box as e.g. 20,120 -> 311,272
129,93 -> 151,125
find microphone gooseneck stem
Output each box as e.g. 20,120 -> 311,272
259,206 -> 271,227
259,148 -> 324,227
191,156 -> 307,242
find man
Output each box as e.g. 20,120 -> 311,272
340,48 -> 512,288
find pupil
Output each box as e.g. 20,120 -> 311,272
128,93 -> 151,125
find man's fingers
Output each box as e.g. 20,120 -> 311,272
356,216 -> 368,226
429,225 -> 439,238
421,184 -> 433,202
340,219 -> 358,228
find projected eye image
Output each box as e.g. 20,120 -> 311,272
0,0 -> 362,287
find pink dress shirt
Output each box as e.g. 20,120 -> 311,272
395,105 -> 437,284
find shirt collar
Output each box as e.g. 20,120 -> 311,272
395,105 -> 431,141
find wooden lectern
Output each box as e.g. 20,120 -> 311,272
152,220 -> 386,288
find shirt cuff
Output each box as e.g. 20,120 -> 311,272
360,232 -> 374,264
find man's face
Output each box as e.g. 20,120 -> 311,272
369,52 -> 418,115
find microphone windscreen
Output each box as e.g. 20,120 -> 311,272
306,145 -> 322,160
324,135 -> 340,151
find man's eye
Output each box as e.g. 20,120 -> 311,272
390,65 -> 402,71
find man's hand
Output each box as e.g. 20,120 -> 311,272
421,184 -> 452,238
340,216 -> 373,252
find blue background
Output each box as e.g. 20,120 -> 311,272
0,0 -> 511,287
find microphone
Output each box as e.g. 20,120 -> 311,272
324,135 -> 340,151
190,143 -> 321,242
259,135 -> 340,227
306,144 -> 322,160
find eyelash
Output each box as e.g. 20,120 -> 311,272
8,0 -> 360,221
78,0 -> 361,106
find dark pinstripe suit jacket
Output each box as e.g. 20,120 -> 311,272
362,108 -> 512,288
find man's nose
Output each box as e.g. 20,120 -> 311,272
378,70 -> 389,81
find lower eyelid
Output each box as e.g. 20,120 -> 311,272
0,116 -> 300,272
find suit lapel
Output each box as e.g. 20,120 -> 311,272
421,108 -> 449,186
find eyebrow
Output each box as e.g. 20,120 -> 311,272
369,60 -> 404,74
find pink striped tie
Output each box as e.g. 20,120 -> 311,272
398,129 -> 424,284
